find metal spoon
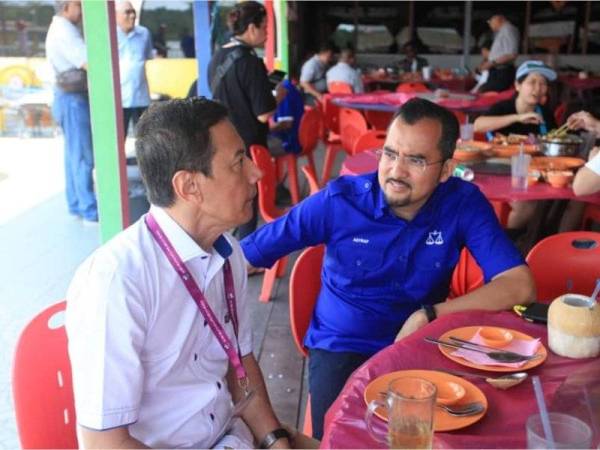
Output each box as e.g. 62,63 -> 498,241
436,402 -> 485,416
439,368 -> 529,390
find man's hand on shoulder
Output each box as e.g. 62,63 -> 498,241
395,309 -> 429,342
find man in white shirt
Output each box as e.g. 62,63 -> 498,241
568,111 -> 600,196
66,98 -> 305,449
45,0 -> 98,223
326,48 -> 364,94
115,1 -> 153,137
299,44 -> 333,103
479,13 -> 520,93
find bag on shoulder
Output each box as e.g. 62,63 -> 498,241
56,68 -> 88,93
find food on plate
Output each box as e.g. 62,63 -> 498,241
492,133 -> 530,146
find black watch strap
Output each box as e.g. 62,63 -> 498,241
422,304 -> 437,322
259,428 -> 290,449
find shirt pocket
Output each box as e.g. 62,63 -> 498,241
334,244 -> 385,277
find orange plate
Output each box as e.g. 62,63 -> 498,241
492,144 -> 538,157
438,326 -> 547,372
363,369 -> 487,432
530,156 -> 586,171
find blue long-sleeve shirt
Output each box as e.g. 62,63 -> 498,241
241,172 -> 524,355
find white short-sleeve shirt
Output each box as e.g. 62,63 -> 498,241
45,15 -> 87,74
326,62 -> 364,93
489,22 -> 520,63
585,151 -> 600,175
66,206 -> 253,448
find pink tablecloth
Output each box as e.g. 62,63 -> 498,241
321,311 -> 597,449
340,150 -> 600,206
559,75 -> 600,92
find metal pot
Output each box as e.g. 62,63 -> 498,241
539,134 -> 583,157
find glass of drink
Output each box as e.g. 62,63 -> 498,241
526,412 -> 592,449
511,154 -> 532,190
366,377 -> 436,449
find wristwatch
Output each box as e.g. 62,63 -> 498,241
422,304 -> 437,323
259,427 -> 290,449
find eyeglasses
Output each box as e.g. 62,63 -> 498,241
123,9 -> 136,15
376,149 -> 445,173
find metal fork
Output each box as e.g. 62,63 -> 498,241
436,402 -> 485,416
424,337 -> 539,363
448,336 -> 542,361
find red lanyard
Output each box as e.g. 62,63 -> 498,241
145,213 -> 248,390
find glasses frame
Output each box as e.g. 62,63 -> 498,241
375,148 -> 446,173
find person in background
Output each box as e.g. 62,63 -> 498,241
180,27 -> 195,58
66,97 -> 318,449
270,79 -> 305,155
474,60 -> 557,234
398,40 -> 429,74
326,48 -> 364,93
16,19 -> 30,56
568,111 -> 600,196
241,98 -> 535,439
115,1 -> 152,138
46,0 -> 98,223
208,1 -> 286,242
478,12 -> 519,93
299,43 -> 334,103
152,23 -> 168,58
471,36 -> 493,94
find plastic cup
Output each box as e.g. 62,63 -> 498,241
460,124 -> 474,141
526,412 -> 592,449
422,66 -> 432,81
511,154 -> 532,190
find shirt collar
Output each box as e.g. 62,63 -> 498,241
148,206 -> 232,262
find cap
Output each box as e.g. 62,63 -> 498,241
516,60 -> 557,82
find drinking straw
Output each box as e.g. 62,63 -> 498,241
532,375 -> 555,449
589,279 -> 600,309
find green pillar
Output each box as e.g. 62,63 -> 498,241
278,0 -> 289,74
82,0 -> 129,242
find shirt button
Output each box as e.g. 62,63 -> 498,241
364,182 -> 370,188
356,260 -> 362,267
204,320 -> 208,327
210,413 -> 215,421
194,353 -> 198,361
435,261 -> 441,268
216,381 -> 222,390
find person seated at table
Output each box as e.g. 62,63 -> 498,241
567,111 -> 600,196
397,40 -> 429,74
474,60 -> 558,233
65,98 -> 318,449
326,48 -> 364,94
241,98 -> 535,440
471,36 -> 493,94
300,43 -> 334,104
270,78 -> 305,154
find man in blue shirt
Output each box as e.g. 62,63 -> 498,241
241,98 -> 535,439
269,79 -> 304,155
116,1 -> 153,137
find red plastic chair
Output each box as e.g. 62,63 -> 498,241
452,110 -> 467,125
328,81 -> 353,94
12,301 -> 78,449
301,165 -> 320,196
526,231 -> 600,302
581,203 -> 600,230
449,249 -> 484,299
274,107 -> 321,204
365,110 -> 393,131
320,94 -> 343,186
396,82 -> 429,93
250,145 -> 289,302
352,130 -> 387,155
339,108 -> 369,153
289,245 -> 325,437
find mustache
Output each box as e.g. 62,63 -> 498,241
385,177 -> 411,189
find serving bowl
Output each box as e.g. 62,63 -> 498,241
539,134 -> 583,157
479,327 -> 514,348
435,380 -> 466,406
546,170 -> 574,188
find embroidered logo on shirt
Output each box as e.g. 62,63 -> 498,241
352,237 -> 370,244
425,230 -> 444,246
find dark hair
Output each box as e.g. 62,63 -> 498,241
229,1 -> 266,36
318,43 -> 335,54
135,98 -> 229,207
391,98 -> 459,160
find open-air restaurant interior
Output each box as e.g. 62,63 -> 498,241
3,0 -> 600,449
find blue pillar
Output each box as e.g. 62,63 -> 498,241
193,1 -> 212,98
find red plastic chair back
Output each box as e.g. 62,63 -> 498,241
352,130 -> 387,155
526,231 -> 600,302
328,81 -> 353,94
449,249 -> 484,299
396,82 -> 429,93
301,165 -> 320,196
289,245 -> 325,357
298,107 -> 322,156
365,110 -> 393,131
250,145 -> 286,222
554,102 -> 567,126
581,204 -> 600,230
12,301 -> 78,449
322,94 -> 341,135
339,108 -> 369,153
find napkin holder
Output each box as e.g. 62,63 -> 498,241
548,294 -> 600,358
